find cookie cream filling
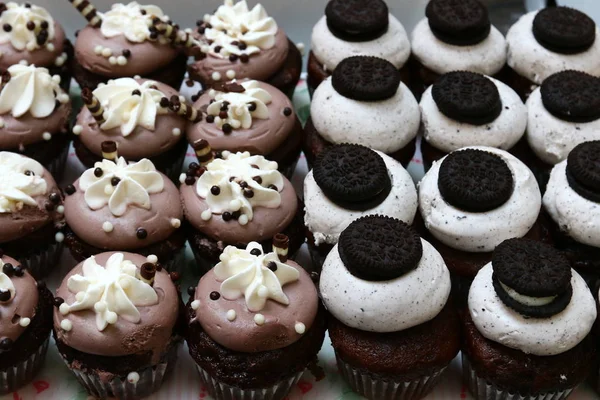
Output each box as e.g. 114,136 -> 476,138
304,151 -> 417,246
411,18 -> 507,76
507,11 -> 600,85
421,77 -> 527,153
0,152 -> 47,213
100,2 -> 168,43
311,14 -> 410,72
206,80 -> 272,130
499,281 -> 556,307
418,146 -> 541,252
469,263 -> 595,356
0,2 -> 55,51
311,79 -> 420,153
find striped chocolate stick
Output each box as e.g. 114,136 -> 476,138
68,0 -> 102,28
192,139 -> 214,166
139,263 -> 157,286
272,233 -> 289,262
168,95 -> 202,123
101,141 -> 118,161
152,19 -> 197,48
81,87 -> 105,124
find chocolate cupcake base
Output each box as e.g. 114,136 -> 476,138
5,133 -> 71,182
0,339 -> 49,395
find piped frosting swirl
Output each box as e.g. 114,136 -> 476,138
207,80 -> 272,131
0,2 -> 55,51
100,2 -> 168,43
0,151 -> 47,213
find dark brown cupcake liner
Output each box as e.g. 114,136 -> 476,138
44,138 -> 70,182
0,338 -> 49,395
17,240 -> 63,279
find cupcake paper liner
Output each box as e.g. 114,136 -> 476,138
163,143 -> 188,184
161,246 -> 186,273
462,353 -> 574,400
195,364 -> 304,400
18,240 -> 63,279
335,353 -> 446,400
0,338 -> 49,395
44,138 -> 70,182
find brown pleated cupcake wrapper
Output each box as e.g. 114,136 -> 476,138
44,139 -> 70,182
462,353 -> 574,400
0,338 -> 49,395
195,364 -> 304,400
18,240 -> 63,279
278,157 -> 299,181
160,245 -> 186,273
163,142 -> 188,183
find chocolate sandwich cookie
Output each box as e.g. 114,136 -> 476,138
332,56 -> 401,101
541,71 -> 600,123
532,7 -> 596,54
425,0 -> 491,46
566,140 -> 600,202
325,0 -> 389,42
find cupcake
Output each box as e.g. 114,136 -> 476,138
186,240 -> 326,400
304,144 -> 418,271
304,56 -> 420,169
189,0 -> 302,99
63,146 -> 186,271
0,2 -> 72,92
506,7 -> 600,99
0,64 -> 72,179
463,238 -> 596,399
410,0 -> 507,98
53,251 -> 182,400
0,254 -> 53,394
320,216 -> 459,400
0,152 -> 64,278
307,0 -> 411,97
420,71 -> 527,172
180,148 -> 305,274
186,79 -> 302,179
72,77 -> 188,182
418,146 -> 548,300
67,1 -> 188,89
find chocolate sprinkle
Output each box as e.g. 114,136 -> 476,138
187,286 -> 196,296
0,290 -> 10,302
49,193 -> 61,204
209,291 -> 220,300
185,176 -> 196,186
2,263 -> 13,276
211,185 -> 220,195
267,261 -> 278,271
3,24 -> 11,32
250,248 -> 262,256
122,49 -> 131,58
136,228 -> 148,239
13,266 -> 23,277
111,177 -> 121,186
283,107 -> 292,116
94,168 -> 103,177
222,123 -> 232,134
222,212 -> 232,221
65,184 -> 76,195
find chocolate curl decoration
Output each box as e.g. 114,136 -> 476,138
139,263 -> 157,286
153,19 -> 196,48
81,87 -> 106,124
272,233 -> 289,262
101,141 -> 118,161
168,95 -> 202,123
68,0 -> 102,28
192,139 -> 214,166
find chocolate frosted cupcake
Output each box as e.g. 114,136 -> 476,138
418,146 -> 547,300
0,64 -> 72,179
304,56 -> 420,168
463,238 -> 596,399
410,0 -> 507,98
189,0 -> 302,98
63,148 -> 185,271
0,152 -> 64,278
186,241 -> 326,400
304,144 -> 417,271
67,1 -> 187,89
0,254 -> 53,394
320,216 -> 459,400
53,251 -> 182,400
0,2 -> 72,92
307,0 -> 411,96
506,7 -> 600,99
73,77 -> 188,182
186,80 -> 302,179
180,149 -> 305,274
420,71 -> 527,171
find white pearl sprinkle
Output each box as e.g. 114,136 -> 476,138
201,210 -> 212,221
26,42 -> 36,51
172,127 -> 181,136
146,255 -> 158,264
60,319 -> 72,331
106,311 -> 118,324
42,132 -> 52,141
238,214 -> 248,225
59,303 -> 70,315
56,205 -> 64,214
104,184 -> 114,195
58,93 -> 70,104
133,75 -> 141,79
94,45 -> 103,55
46,43 -> 55,52
211,72 -> 221,81
19,317 -> 31,327
55,232 -> 64,243
101,48 -> 112,58
108,56 -> 117,65
254,314 -> 265,325
226,309 -> 236,321
229,199 -> 241,211
117,55 -> 127,66
127,372 -> 140,384
295,322 -> 306,334
179,173 -> 187,184
102,221 -> 114,233
170,218 -> 181,228
94,301 -> 107,312
72,125 -> 83,135
52,75 -> 61,84
208,89 -> 216,98
191,300 -> 201,310
19,59 -> 28,65
226,69 -> 236,80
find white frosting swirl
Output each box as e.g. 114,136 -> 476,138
0,152 -> 47,213
196,151 -> 283,224
468,262 -> 596,356
203,0 -> 278,58
304,151 -> 417,246
411,18 -> 507,76
79,157 -> 164,217
100,2 -> 167,43
311,79 -> 420,153
214,242 -> 299,312
310,14 -> 411,71
320,239 -> 450,333
526,87 -> 600,165
418,146 -> 541,252
0,261 -> 16,302
93,78 -> 167,137
63,253 -> 159,331
507,11 -> 600,85
420,77 -> 527,153
0,64 -> 63,118
544,160 -> 600,248
207,80 -> 272,130
0,2 -> 56,51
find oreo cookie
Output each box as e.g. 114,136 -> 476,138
540,71 -> 600,123
566,141 -> 600,203
425,0 -> 491,46
338,215 -> 422,281
492,238 -> 572,318
313,144 -> 391,211
438,149 -> 514,212
532,7 -> 596,54
432,71 -> 502,125
325,0 -> 389,42
332,56 -> 401,101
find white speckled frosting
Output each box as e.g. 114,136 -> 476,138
304,151 -> 417,246
411,18 -> 507,76
320,238 -> 450,333
526,87 -> 600,165
311,14 -> 411,72
420,77 -> 527,153
418,146 -> 541,252
469,262 -> 596,356
506,11 -> 600,85
311,78 -> 420,153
